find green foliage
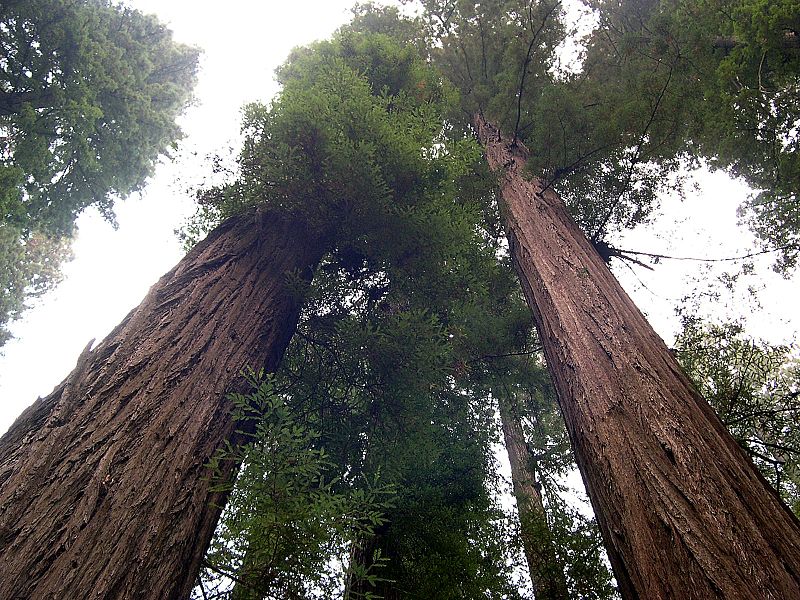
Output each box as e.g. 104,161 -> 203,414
414,0 -> 566,126
676,318 -> 800,513
0,223 -> 72,346
201,372 -> 395,600
192,28 -> 533,599
411,1 -> 800,265
580,0 -> 800,264
273,256 -> 529,598
201,261 -> 530,598
0,0 -> 198,341
344,3 -> 430,56
188,28 -> 467,251
695,0 -> 800,270
412,0 -> 679,237
544,498 -> 617,600
0,0 -> 199,234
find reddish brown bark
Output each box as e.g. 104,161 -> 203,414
498,395 -> 568,600
0,210 -> 322,599
476,113 -> 800,599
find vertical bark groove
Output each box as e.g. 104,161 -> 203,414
476,114 -> 800,599
0,210 -> 322,599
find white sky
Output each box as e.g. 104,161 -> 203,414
0,1 -> 797,436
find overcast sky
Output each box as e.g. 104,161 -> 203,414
0,1 -> 797,435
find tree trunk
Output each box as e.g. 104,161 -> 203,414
344,528 -> 399,600
0,210 -> 322,599
498,394 -> 569,600
475,113 -> 800,599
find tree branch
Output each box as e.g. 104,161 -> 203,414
512,1 -> 561,144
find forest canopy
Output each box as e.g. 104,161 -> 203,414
0,0 -> 198,344
188,3 -> 800,597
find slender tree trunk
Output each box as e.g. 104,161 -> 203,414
498,394 -> 569,600
344,527 -> 399,600
0,210 -> 322,599
475,113 -> 800,599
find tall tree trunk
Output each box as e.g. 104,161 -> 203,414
475,113 -> 800,599
498,394 -> 569,600
0,210 -> 322,599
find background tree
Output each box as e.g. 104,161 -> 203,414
0,224 -> 72,345
0,0 -> 199,340
675,317 -> 800,514
492,358 -> 616,600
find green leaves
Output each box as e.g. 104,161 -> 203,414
203,373 -> 395,599
676,318 -> 800,513
577,0 -> 800,262
0,223 -> 72,346
0,0 -> 199,234
194,29 -> 464,252
0,0 -> 198,343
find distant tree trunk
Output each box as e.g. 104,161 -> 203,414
498,394 -> 569,600
0,210 -> 322,599
344,527 -> 399,600
475,113 -> 800,599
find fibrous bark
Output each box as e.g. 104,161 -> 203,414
0,210 -> 321,599
498,394 -> 568,600
475,113 -> 800,599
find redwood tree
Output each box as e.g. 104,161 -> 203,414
498,392 -> 569,600
476,114 -> 800,598
0,210 -> 322,598
0,28 -> 467,597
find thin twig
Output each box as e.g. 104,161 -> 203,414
614,245 -> 796,264
513,1 -> 562,144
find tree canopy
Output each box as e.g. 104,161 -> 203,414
411,0 -> 800,269
0,224 -> 71,345
676,317 -> 800,514
187,3 -> 800,597
0,0 -> 199,234
189,19 -> 618,599
0,0 -> 198,344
